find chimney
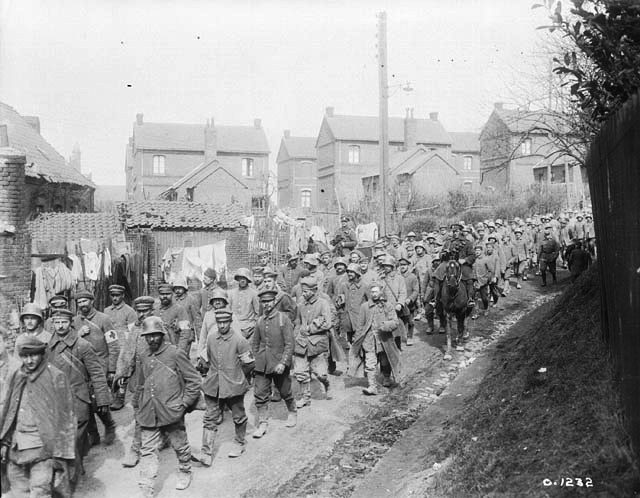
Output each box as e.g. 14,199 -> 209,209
325,106 -> 334,117
284,129 -> 291,139
136,113 -> 143,125
404,108 -> 417,150
0,125 -> 8,147
494,102 -> 504,111
204,118 -> 217,163
254,118 -> 262,129
69,144 -> 81,172
23,116 -> 41,134
429,112 -> 439,121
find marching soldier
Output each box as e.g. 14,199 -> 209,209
251,289 -> 297,439
136,317 -> 201,495
199,268 -> 221,317
277,254 -> 303,294
200,308 -> 255,463
43,295 -> 69,334
537,225 -> 561,287
17,303 -> 51,349
172,276 -> 201,343
157,284 -> 192,354
73,291 -> 118,447
104,284 -> 137,410
398,257 -> 419,346
228,268 -> 260,341
48,308 -> 111,486
378,255 -> 407,349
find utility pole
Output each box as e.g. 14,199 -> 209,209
377,11 -> 389,237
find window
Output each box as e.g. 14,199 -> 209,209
463,180 -> 473,191
301,189 -> 311,208
252,196 -> 265,210
463,156 -> 473,171
152,155 -> 166,175
348,145 -> 360,164
242,158 -> 254,177
521,138 -> 532,155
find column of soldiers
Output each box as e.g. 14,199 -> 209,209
0,212 -> 596,496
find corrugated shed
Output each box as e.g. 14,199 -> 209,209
0,102 -> 95,188
133,122 -> 270,154
120,200 -> 248,230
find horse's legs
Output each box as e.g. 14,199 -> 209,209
444,312 -> 453,360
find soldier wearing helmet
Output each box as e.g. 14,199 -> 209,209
228,268 -> 260,341
172,275 -> 201,345
136,316 -> 201,494
17,303 -> 51,350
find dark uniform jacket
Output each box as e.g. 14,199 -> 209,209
48,329 -> 111,421
251,310 -> 294,374
157,302 -> 192,351
0,361 -> 76,461
136,342 -> 200,428
444,236 -> 476,280
538,238 -> 561,262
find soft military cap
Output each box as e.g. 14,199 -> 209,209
108,284 -> 126,294
134,296 -> 155,311
75,290 -> 94,301
15,334 -> 47,355
258,289 -> 278,302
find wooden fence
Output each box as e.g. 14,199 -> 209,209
587,90 -> 640,450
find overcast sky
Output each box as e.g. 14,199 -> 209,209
1,0 -> 550,186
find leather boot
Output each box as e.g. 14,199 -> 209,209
122,448 -> 140,468
362,374 -> 378,396
110,390 -> 126,411
285,411 -> 297,428
228,422 -> 246,458
175,471 -> 192,490
296,383 -> 311,409
199,428 -> 216,467
252,406 -> 268,438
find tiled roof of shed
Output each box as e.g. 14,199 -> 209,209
132,122 -> 270,154
119,201 -> 247,229
0,102 -> 95,188
28,212 -> 121,242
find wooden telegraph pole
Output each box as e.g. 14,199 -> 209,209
377,11 -> 389,237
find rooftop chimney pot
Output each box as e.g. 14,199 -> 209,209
284,129 -> 291,138
325,106 -> 334,117
494,102 -> 504,111
254,118 -> 262,129
429,112 -> 439,121
136,113 -> 143,125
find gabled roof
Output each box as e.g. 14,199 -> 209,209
132,122 -> 270,154
450,132 -> 480,153
491,108 -> 572,135
0,102 -> 94,188
391,147 -> 458,176
119,200 -> 247,230
318,114 -> 452,147
160,160 -> 248,196
28,212 -> 121,242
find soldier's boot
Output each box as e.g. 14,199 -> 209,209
102,412 -> 117,446
252,406 -> 268,439
175,471 -> 192,491
319,376 -> 332,400
110,390 -> 126,411
228,422 -> 247,458
296,383 -> 311,409
122,448 -> 140,468
541,272 -> 547,287
552,272 -> 557,284
426,317 -> 434,334
198,428 -> 216,467
284,398 -> 297,428
362,374 -> 378,396
382,375 -> 392,388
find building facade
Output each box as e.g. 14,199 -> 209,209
276,130 -> 317,212
450,132 -> 481,191
315,107 -> 453,211
480,103 -> 586,202
125,114 -> 269,208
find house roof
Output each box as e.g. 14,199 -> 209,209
0,102 -> 94,188
119,200 -> 247,230
27,212 -> 121,242
492,108 -> 572,135
132,122 -> 270,154
321,114 -> 452,146
160,161 -> 248,196
450,132 -> 480,153
282,136 -> 316,159
390,147 -> 458,176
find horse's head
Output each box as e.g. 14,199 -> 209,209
445,260 -> 461,288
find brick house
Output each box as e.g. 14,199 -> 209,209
276,130 -> 317,212
119,200 -> 250,287
315,107 -> 453,210
125,114 -> 270,209
0,102 -> 95,219
480,103 -> 587,199
450,132 -> 481,191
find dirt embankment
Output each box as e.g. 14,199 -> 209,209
422,267 -> 640,497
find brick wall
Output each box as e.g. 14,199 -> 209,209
0,148 -> 31,341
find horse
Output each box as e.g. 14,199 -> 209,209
439,260 -> 472,360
